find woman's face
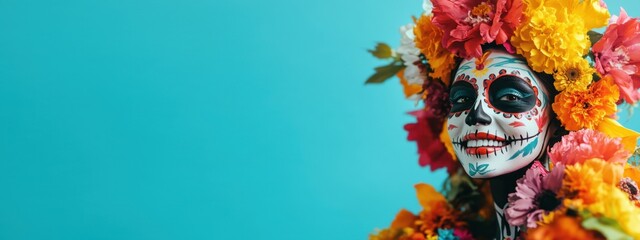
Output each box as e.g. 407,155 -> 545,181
447,49 -> 553,178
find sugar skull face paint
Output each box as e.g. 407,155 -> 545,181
447,49 -> 553,178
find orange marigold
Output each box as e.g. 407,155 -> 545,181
525,215 -> 605,240
370,210 -> 421,240
552,76 -> 619,131
370,184 -> 464,240
398,70 -> 423,99
414,184 -> 465,236
413,15 -> 456,85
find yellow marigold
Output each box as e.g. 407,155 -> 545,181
511,0 -> 609,74
552,76 -> 619,131
414,15 -> 455,85
585,184 -> 640,239
539,0 -> 610,30
553,58 -> 594,92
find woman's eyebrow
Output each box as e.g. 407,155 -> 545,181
494,75 -> 528,84
490,76 -> 535,94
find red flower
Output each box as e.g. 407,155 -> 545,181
423,80 -> 451,119
431,0 -> 523,59
592,8 -> 640,104
404,110 -> 458,173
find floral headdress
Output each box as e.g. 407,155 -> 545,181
366,0 -> 640,239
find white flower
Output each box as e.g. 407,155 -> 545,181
422,0 -> 433,15
397,23 -> 426,86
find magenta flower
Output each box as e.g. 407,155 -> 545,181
505,162 -> 564,228
431,0 -> 524,58
592,8 -> 640,104
453,228 -> 475,240
548,129 -> 630,166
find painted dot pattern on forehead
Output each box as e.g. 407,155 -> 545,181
448,73 -> 478,118
482,69 -> 541,120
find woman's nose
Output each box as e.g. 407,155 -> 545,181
465,102 -> 492,126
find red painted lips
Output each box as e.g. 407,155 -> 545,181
463,132 -> 507,155
462,132 -> 506,141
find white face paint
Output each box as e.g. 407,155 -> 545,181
447,49 -> 553,178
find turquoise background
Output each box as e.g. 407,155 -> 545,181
1,1 -> 639,239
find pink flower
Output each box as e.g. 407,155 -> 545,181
431,0 -> 524,59
404,110 -> 458,173
548,129 -> 631,166
505,163 -> 564,228
592,8 -> 640,104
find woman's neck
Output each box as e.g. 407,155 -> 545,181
489,165 -> 529,240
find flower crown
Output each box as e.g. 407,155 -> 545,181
367,0 -> 640,239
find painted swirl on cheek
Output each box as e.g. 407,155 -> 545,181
535,106 -> 549,133
508,137 -> 539,160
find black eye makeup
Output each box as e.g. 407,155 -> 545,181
449,81 -> 477,112
487,75 -> 536,113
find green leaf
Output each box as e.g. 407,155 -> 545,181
588,31 -> 604,46
582,217 -> 633,240
365,62 -> 405,84
468,163 -> 477,176
368,43 -> 394,59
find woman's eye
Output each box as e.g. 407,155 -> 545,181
456,97 -> 470,104
499,94 -> 520,102
488,76 -> 536,113
449,81 -> 476,112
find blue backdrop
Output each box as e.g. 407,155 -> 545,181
1,1 -> 639,239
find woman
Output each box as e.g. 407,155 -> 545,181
447,47 -> 559,239
368,0 -> 640,239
